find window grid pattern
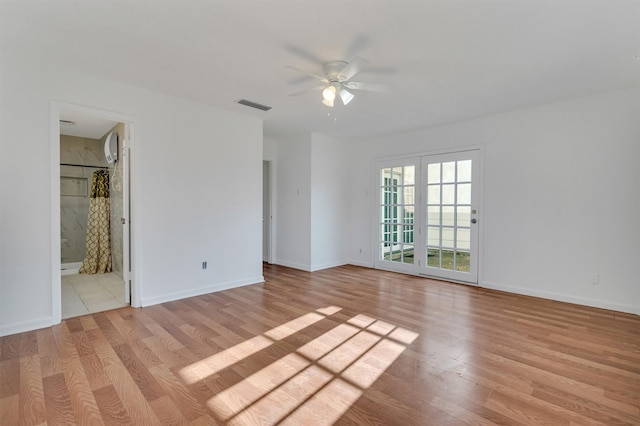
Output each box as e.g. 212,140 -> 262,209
426,160 -> 472,272
379,166 -> 415,264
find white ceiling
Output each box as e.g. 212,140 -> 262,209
2,1 -> 639,140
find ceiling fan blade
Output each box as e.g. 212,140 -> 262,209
344,81 -> 389,93
339,88 -> 354,106
286,65 -> 329,83
288,86 -> 324,97
337,56 -> 369,82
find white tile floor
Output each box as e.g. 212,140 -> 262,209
62,272 -> 127,319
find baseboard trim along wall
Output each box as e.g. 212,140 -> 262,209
481,280 -> 640,316
310,260 -> 348,272
140,276 -> 265,307
274,259 -> 312,272
0,316 -> 53,338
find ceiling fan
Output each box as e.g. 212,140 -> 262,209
288,57 -> 388,107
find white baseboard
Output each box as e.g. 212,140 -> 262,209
140,275 -> 264,307
482,281 -> 640,315
274,260 -> 352,272
310,260 -> 348,272
273,259 -> 311,271
348,260 -> 373,268
0,316 -> 53,338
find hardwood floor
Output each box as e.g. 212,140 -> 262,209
1,264 -> 639,425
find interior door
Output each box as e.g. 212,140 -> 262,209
420,150 -> 479,283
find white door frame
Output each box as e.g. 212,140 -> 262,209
263,158 -> 276,264
50,101 -> 141,324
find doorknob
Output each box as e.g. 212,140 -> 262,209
471,218 -> 477,224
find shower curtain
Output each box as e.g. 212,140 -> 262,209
79,169 -> 112,274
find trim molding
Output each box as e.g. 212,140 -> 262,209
140,276 -> 264,307
0,317 -> 53,338
310,260 -> 348,272
348,259 -> 373,268
274,260 -> 311,272
482,280 -> 640,315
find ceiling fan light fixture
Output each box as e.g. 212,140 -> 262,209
339,88 -> 354,105
322,85 -> 336,101
322,97 -> 335,107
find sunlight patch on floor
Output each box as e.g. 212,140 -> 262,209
179,305 -> 418,425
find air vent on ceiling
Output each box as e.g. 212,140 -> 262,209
59,119 -> 75,126
236,99 -> 272,111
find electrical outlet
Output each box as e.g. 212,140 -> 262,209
589,273 -> 599,285
202,261 -> 207,270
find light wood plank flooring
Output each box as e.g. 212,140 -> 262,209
1,264 -> 639,425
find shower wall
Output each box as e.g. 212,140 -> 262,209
60,126 -> 125,278
60,134 -> 112,266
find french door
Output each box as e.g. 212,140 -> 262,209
375,150 -> 480,284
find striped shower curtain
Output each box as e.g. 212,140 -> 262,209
79,169 -> 112,274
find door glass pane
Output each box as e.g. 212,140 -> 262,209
442,227 -> 454,248
403,166 -> 415,185
456,251 -> 470,272
442,161 -> 455,183
381,187 -> 391,206
457,228 -> 470,250
427,185 -> 440,204
427,206 -> 440,225
442,184 -> 455,204
391,168 -> 402,184
381,206 -> 390,223
391,224 -> 400,242
427,226 -> 440,246
404,206 -> 415,224
381,168 -> 392,186
403,244 -> 414,264
442,206 -> 454,226
380,224 -> 390,240
441,249 -> 454,270
403,225 -> 414,243
457,183 -> 471,204
427,248 -> 440,267
404,186 -> 414,205
380,242 -> 391,260
391,205 -> 400,223
457,160 -> 472,182
457,206 -> 471,227
427,163 -> 440,184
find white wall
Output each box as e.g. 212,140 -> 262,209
275,134 -> 312,270
263,136 -> 278,160
0,50 -> 264,336
273,133 -> 350,271
347,87 -> 640,314
310,134 -> 348,270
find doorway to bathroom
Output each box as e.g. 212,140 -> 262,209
54,104 -> 135,320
